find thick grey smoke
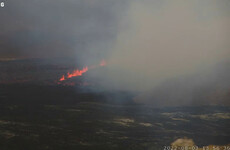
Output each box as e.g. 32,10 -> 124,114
1,0 -> 229,106
88,0 -> 230,106
102,0 -> 230,89
0,0 -> 128,63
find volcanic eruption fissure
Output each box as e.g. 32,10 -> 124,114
58,60 -> 106,82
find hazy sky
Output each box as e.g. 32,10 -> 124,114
0,0 -> 128,60
0,0 -> 229,61
0,0 -> 229,106
102,0 -> 230,90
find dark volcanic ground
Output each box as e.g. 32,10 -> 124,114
0,85 -> 230,150
0,59 -> 230,150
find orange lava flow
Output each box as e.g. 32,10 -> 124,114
59,75 -> 65,81
58,60 -> 106,82
67,67 -> 88,78
59,67 -> 88,81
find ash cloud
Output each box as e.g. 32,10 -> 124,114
1,0 -> 230,106
0,0 -> 128,62
90,0 -> 230,106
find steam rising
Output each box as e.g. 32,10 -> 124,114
101,0 -> 230,91
89,0 -> 230,106
1,0 -> 230,106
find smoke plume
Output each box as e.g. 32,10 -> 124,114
88,0 -> 230,106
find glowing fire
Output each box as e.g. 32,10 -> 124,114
59,59 -> 106,82
59,67 -> 88,81
59,75 -> 65,81
67,67 -> 88,78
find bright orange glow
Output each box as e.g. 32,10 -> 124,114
59,67 -> 88,82
58,59 -> 106,82
59,75 -> 65,81
67,67 -> 88,78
